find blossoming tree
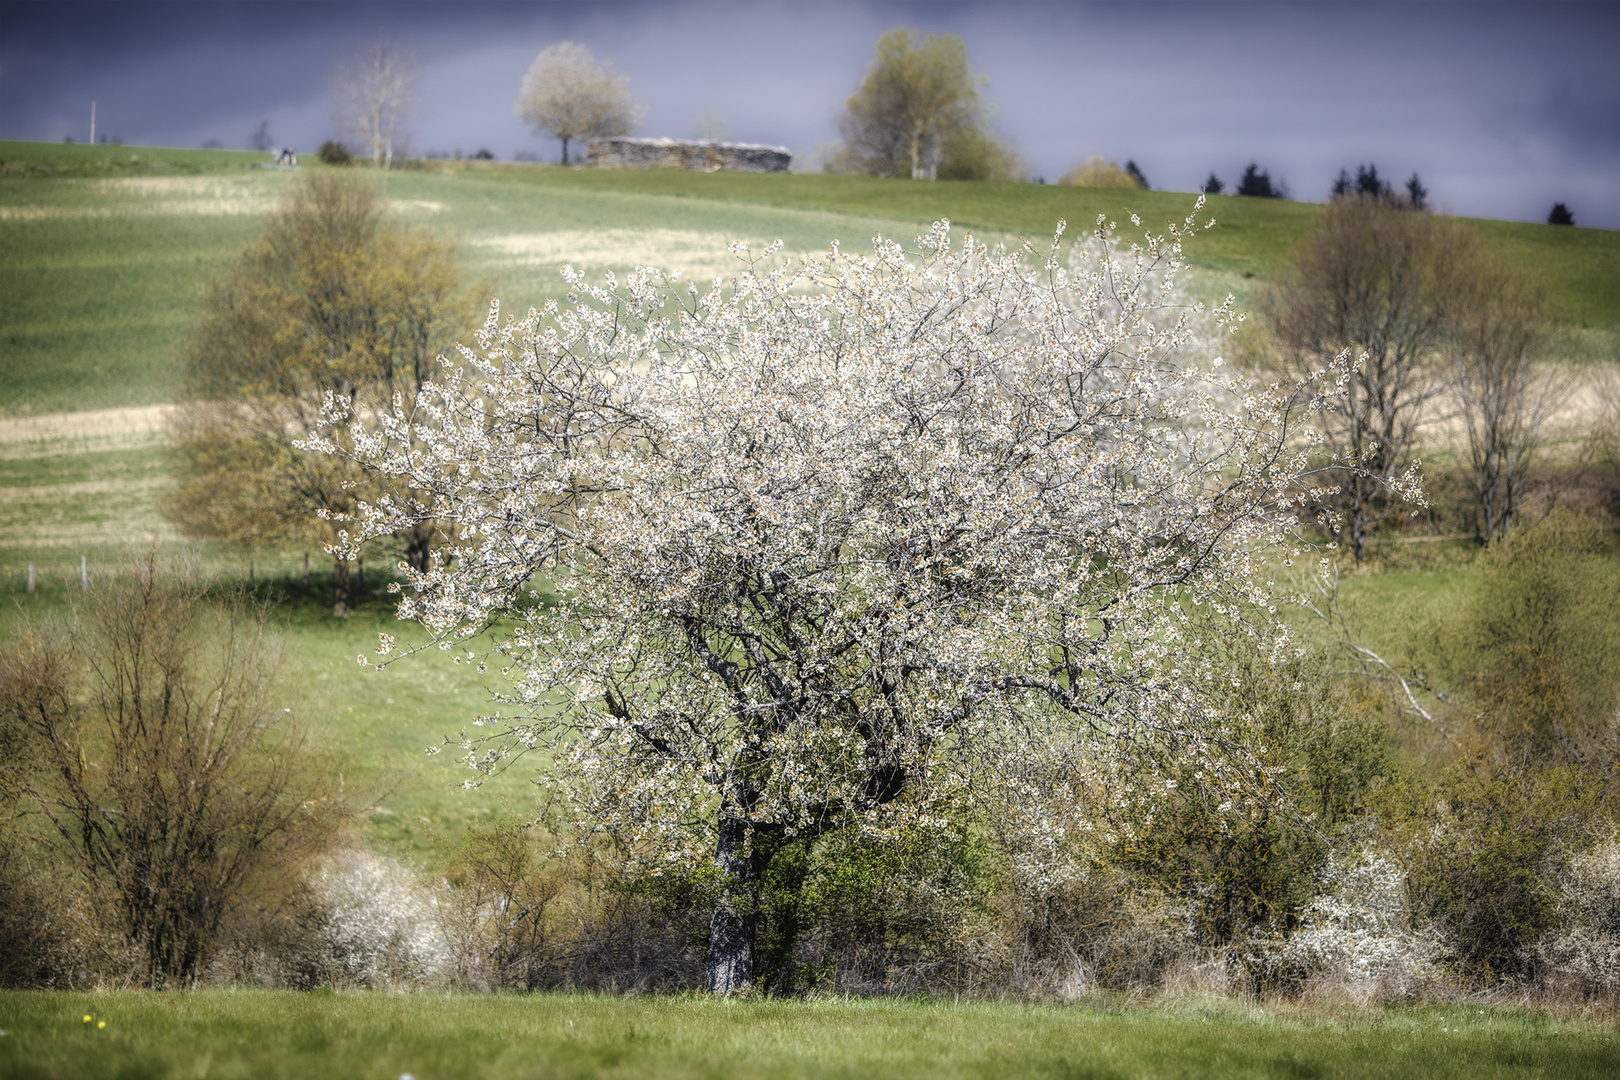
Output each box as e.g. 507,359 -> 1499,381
314,206 -> 1368,993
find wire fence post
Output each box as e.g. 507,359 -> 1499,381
81,555 -> 88,591
28,562 -> 36,593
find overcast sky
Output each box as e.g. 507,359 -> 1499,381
2,0 -> 1615,227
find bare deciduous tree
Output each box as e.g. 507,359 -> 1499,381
0,557 -> 343,986
1264,195 -> 1471,561
331,37 -> 418,169
514,42 -> 641,165
1448,258 -> 1562,542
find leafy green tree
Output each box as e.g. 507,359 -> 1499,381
838,29 -> 992,180
167,174 -> 477,614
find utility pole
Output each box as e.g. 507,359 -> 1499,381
90,100 -> 96,145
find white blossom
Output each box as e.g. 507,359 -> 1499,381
310,209 -> 1373,966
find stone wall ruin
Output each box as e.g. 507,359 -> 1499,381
585,137 -> 791,173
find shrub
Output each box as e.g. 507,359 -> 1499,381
1536,838 -> 1620,999
1056,155 -> 1142,188
318,140 -> 352,166
0,556 -> 345,987
1268,844 -> 1444,1001
1395,758 -> 1599,982
308,850 -> 450,987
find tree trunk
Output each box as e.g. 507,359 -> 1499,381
332,557 -> 353,617
405,530 -> 431,573
561,136 -> 570,166
705,816 -> 757,995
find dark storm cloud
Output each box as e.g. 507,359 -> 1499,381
2,0 -> 1615,227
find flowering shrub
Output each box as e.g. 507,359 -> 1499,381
1537,839 -> 1620,999
307,850 -> 449,988
314,206 -> 1388,992
1270,846 -> 1443,1000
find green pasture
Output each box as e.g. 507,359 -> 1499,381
4,139 -> 1616,418
2,990 -> 1615,1080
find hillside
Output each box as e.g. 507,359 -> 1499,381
3,140 -> 1615,420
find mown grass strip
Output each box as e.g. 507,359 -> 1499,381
1,990 -> 1614,1080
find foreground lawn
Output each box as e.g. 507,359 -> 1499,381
0,991 -> 1615,1080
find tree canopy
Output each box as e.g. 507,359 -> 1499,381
515,41 -> 642,165
167,174 -> 477,614
837,29 -> 1011,180
318,207 -> 1372,992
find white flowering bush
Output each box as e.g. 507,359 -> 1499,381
308,850 -> 449,988
1536,838 -> 1620,999
1269,847 -> 1443,1000
313,205 -> 1385,993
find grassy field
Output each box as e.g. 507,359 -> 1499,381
5,140 -> 1616,418
2,990 -> 1616,1080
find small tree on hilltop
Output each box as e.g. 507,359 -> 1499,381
1548,203 -> 1575,226
1204,172 -> 1224,195
515,41 -> 642,166
330,37 -> 418,169
316,208 -> 1388,994
1237,163 -> 1280,198
1124,160 -> 1151,190
838,28 -> 988,180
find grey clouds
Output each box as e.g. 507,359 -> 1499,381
2,1 -> 1615,227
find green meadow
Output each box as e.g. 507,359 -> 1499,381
2,990 -> 1616,1080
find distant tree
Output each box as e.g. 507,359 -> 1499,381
1355,164 -> 1391,199
1057,156 -> 1142,189
1236,162 -> 1281,198
1331,168 -> 1353,198
473,148 -> 495,160
691,109 -> 731,143
331,37 -> 418,169
1406,172 -> 1428,211
1263,196 -> 1471,560
247,119 -> 273,153
515,41 -> 641,165
936,123 -> 1027,182
838,28 -> 986,180
1124,160 -> 1150,190
1548,202 -> 1575,226
167,174 -> 477,614
1204,172 -> 1224,195
318,140 -> 353,166
1447,256 -> 1561,542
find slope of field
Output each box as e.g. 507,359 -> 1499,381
451,160 -> 1620,328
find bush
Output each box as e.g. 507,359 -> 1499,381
1394,758 -> 1598,982
318,140 -> 352,166
0,556 -> 345,986
1536,838 -> 1620,999
1056,156 -> 1142,188
1407,521 -> 1620,764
